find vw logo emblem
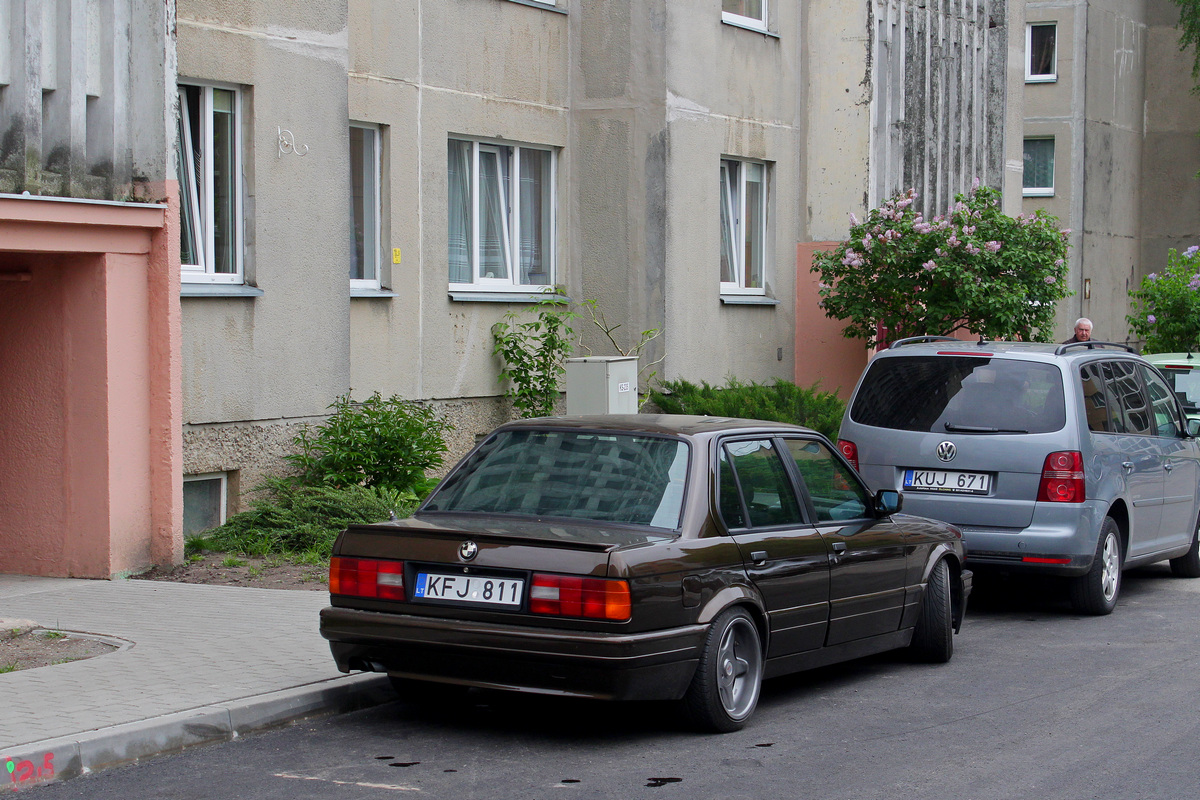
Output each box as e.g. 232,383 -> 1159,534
936,441 -> 957,463
459,541 -> 478,561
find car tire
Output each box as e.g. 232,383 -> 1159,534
1169,514 -> 1200,578
682,607 -> 763,733
1070,518 -> 1122,615
909,559 -> 954,663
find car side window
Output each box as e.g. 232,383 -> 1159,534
719,439 -> 805,529
1101,361 -> 1152,436
1140,365 -> 1182,437
783,438 -> 870,522
1079,363 -> 1114,433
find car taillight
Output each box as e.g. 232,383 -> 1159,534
529,574 -> 631,621
329,557 -> 406,600
837,439 -> 859,471
1039,451 -> 1085,503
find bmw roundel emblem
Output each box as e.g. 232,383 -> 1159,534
936,441 -> 957,463
459,540 -> 479,561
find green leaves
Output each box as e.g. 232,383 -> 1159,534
492,293 -> 577,418
284,392 -> 453,494
651,378 -> 845,441
810,186 -> 1072,348
1127,247 -> 1200,353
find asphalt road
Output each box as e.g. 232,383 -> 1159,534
29,565 -> 1200,800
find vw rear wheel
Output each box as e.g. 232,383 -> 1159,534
1070,518 -> 1122,615
683,607 -> 763,733
1169,514 -> 1200,578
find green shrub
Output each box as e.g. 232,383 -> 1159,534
1127,246 -> 1200,353
286,391 -> 452,494
492,293 -> 577,418
650,378 -> 846,440
185,479 -> 415,559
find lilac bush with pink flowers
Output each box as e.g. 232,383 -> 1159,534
811,185 -> 1071,348
1127,246 -> 1200,353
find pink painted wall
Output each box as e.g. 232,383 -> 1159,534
0,196 -> 180,578
795,242 -> 870,400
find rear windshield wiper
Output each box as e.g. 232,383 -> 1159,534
944,422 -> 1029,434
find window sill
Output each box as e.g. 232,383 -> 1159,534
720,294 -> 779,306
181,283 -> 264,298
1025,75 -> 1057,83
351,287 -> 398,298
504,0 -> 567,14
721,18 -> 779,38
449,290 -> 569,304
1022,189 -> 1055,198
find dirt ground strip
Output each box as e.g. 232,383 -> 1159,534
0,625 -> 118,673
137,552 -> 328,591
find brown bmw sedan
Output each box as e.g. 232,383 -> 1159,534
319,415 -> 971,732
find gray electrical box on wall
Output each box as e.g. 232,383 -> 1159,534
565,356 -> 639,415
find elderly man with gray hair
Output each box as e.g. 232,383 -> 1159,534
1062,318 -> 1093,344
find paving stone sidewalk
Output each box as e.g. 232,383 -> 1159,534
0,575 -> 390,791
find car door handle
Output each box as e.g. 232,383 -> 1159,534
831,542 -> 847,554
750,550 -> 768,564
1122,461 -> 1134,472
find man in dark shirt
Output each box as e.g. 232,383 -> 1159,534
1062,318 -> 1093,344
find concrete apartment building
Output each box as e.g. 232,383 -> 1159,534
1021,0 -> 1200,341
176,0 -> 1018,534
23,0 -> 1192,576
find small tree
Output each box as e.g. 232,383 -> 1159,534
492,293 -> 577,417
1127,246 -> 1200,353
811,185 -> 1072,348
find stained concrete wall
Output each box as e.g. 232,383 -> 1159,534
177,3 -> 356,495
1023,0 -> 1200,343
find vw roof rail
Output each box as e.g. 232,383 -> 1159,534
889,335 -> 962,349
1054,340 -> 1136,356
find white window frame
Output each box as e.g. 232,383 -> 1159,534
448,137 -> 557,292
350,122 -> 382,291
1022,138 -> 1055,197
1025,22 -> 1057,83
182,472 -> 228,536
177,82 -> 244,284
722,0 -> 768,32
720,157 -> 769,296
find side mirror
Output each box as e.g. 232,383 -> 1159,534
874,489 -> 903,516
1188,418 -> 1200,438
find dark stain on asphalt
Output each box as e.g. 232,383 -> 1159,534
375,756 -> 393,760
754,742 -> 775,748
444,769 -> 457,773
389,762 -> 420,768
562,779 -> 581,784
646,777 -> 682,788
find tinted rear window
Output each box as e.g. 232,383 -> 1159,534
851,356 -> 1066,434
423,429 -> 689,528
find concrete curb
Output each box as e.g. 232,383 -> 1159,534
2,673 -> 392,792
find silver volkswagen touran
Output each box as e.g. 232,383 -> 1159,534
837,337 -> 1200,615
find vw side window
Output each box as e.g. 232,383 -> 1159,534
1101,361 -> 1152,436
1140,366 -> 1182,437
783,439 -> 870,522
721,440 -> 805,529
1079,364 -> 1114,433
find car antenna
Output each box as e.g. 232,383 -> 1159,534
977,335 -> 988,346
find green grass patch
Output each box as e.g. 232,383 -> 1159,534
185,479 -> 416,560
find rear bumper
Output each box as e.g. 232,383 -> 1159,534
319,606 -> 705,702
950,504 -> 1104,577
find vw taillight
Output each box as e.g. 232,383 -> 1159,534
529,574 -> 631,621
837,439 -> 860,471
1039,451 -> 1085,503
329,557 -> 406,600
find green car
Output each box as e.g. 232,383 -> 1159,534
1144,353 -> 1200,423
